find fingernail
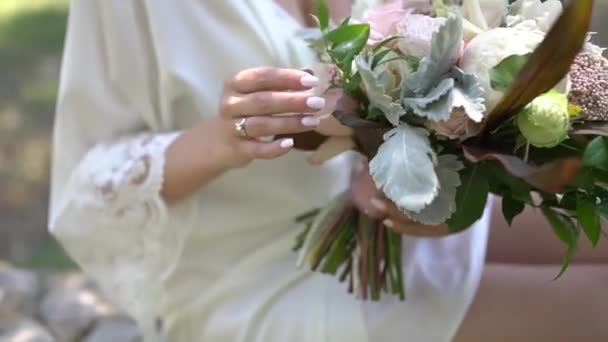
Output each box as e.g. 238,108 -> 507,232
280,138 -> 294,149
301,116 -> 320,127
383,219 -> 395,228
300,68 -> 314,75
300,75 -> 319,87
370,198 -> 388,212
306,96 -> 326,110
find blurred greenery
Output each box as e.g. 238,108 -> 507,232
0,1 -> 73,270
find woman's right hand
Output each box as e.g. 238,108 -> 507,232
162,67 -> 326,202
209,67 -> 327,169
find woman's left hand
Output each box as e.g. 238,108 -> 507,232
349,160 -> 452,237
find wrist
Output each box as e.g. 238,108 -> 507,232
188,118 -> 234,176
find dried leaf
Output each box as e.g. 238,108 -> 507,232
463,146 -> 581,193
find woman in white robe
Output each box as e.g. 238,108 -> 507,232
48,1 -> 492,341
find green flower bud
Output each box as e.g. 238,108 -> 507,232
516,91 -> 570,148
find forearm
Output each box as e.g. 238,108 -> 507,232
162,119 -> 229,204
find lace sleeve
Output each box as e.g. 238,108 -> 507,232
49,132 -> 194,329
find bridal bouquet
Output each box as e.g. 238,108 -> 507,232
292,0 -> 606,301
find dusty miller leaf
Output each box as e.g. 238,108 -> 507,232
452,68 -> 486,122
403,15 -> 463,96
356,55 -> 406,126
369,124 -> 439,212
402,78 -> 455,121
403,154 -> 464,225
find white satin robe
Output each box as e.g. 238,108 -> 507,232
49,1 -> 492,341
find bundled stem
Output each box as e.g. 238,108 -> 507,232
294,194 -> 406,301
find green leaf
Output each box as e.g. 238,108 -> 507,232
315,0 -> 330,31
369,124 -> 439,212
576,195 -> 601,247
583,137 -> 608,171
372,36 -> 401,51
447,164 -> 490,232
403,155 -> 464,225
490,54 -> 530,92
541,207 -> 580,279
484,161 -> 532,203
339,16 -> 351,27
558,192 -> 578,211
326,24 -> 370,65
371,48 -> 393,70
501,194 -> 525,226
404,15 -> 463,95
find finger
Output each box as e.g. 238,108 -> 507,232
239,138 -> 294,160
307,136 -> 355,165
370,197 -> 452,236
221,92 -> 326,117
370,197 -> 417,225
314,114 -> 354,137
229,67 -> 319,93
235,115 -> 320,138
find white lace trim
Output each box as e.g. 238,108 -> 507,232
49,131 -> 182,326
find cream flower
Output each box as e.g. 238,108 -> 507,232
459,26 -> 545,112
428,108 -> 483,140
506,0 -> 562,33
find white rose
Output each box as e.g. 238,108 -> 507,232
463,0 -> 509,30
459,26 -> 545,112
507,0 -> 563,32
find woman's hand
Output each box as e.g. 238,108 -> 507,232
211,67 -> 330,169
349,161 -> 451,237
163,67 -> 326,202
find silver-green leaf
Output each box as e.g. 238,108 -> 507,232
403,155 -> 464,225
402,78 -> 455,121
404,14 -> 463,96
369,124 -> 439,212
452,68 -> 486,122
356,55 -> 406,126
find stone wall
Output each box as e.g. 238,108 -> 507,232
0,263 -> 141,342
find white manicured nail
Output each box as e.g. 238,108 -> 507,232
301,116 -> 320,127
280,138 -> 294,149
306,96 -> 326,110
300,75 -> 319,87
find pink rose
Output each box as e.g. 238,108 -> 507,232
428,108 -> 483,140
363,0 -> 432,44
396,13 -> 447,58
